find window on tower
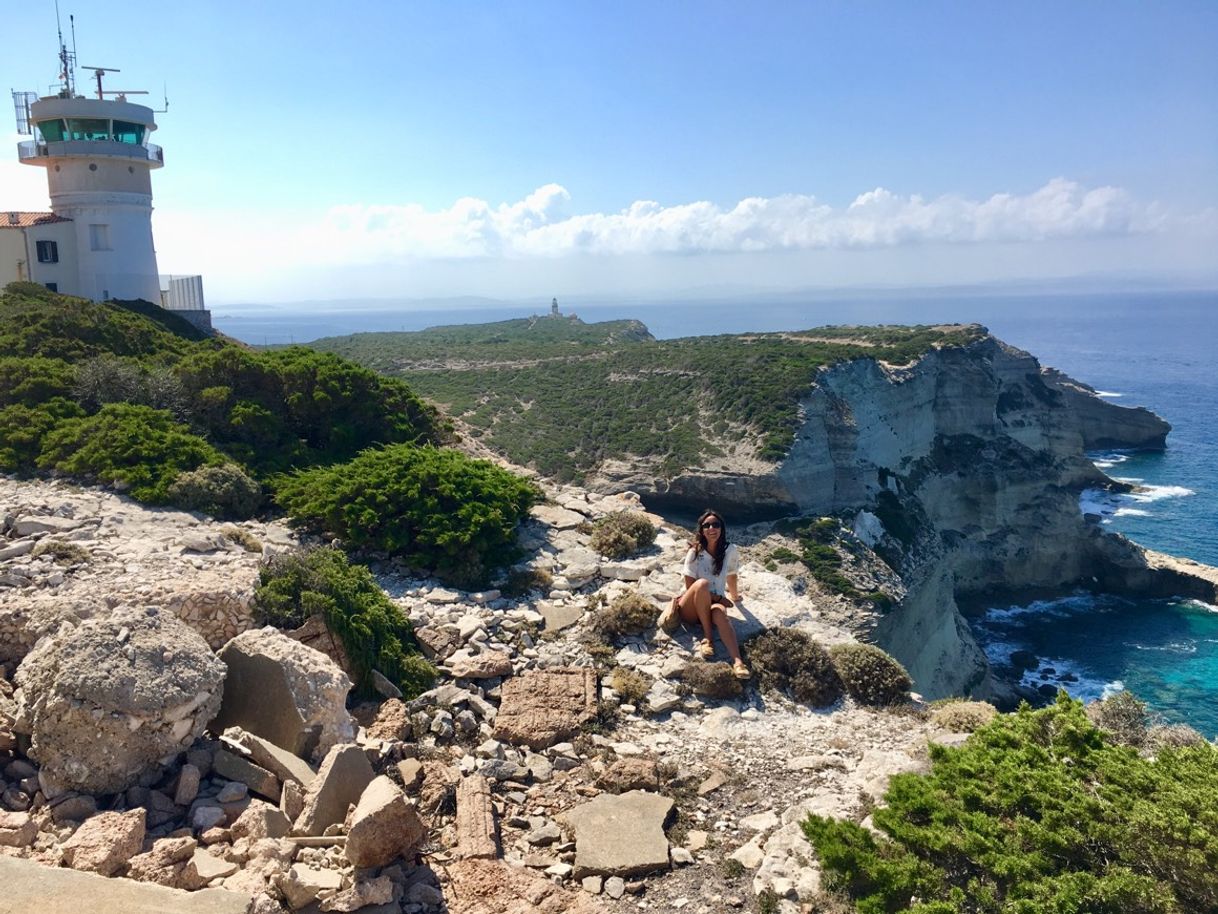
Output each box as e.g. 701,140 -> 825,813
36,240 -> 59,263
89,224 -> 111,251
36,119 -> 68,143
112,121 -> 146,145
67,118 -> 111,142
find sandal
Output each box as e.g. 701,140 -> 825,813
658,597 -> 681,634
697,639 -> 715,659
733,659 -> 751,680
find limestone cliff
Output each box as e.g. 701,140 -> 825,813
591,331 -> 1202,699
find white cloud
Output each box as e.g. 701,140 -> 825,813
268,178 -> 1163,266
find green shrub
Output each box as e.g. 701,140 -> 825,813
929,699 -> 998,733
1086,690 -> 1149,747
769,545 -> 800,563
37,403 -> 223,502
167,463 -> 263,520
609,667 -> 654,706
0,356 -> 75,407
803,695 -> 1218,914
254,547 -> 436,698
829,642 -> 911,707
274,443 -> 539,587
592,590 -> 659,639
588,511 -> 658,560
0,398 -> 84,470
746,629 -> 843,707
676,661 -> 742,699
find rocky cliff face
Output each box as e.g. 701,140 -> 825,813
593,333 -> 1192,699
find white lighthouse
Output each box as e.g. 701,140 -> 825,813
16,69 -> 164,304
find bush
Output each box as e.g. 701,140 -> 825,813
0,398 -> 84,471
803,695 -> 1218,913
30,539 -> 91,565
589,511 -> 657,560
274,443 -> 539,587
167,463 -> 263,520
1087,690 -> 1149,747
592,590 -> 659,639
254,547 -> 436,699
829,642 -> 912,707
501,566 -> 553,598
37,403 -> 223,502
676,661 -> 743,699
929,699 -> 998,732
746,629 -> 843,707
609,667 -> 654,706
220,524 -> 263,553
1145,723 -> 1206,752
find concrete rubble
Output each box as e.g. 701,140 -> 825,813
0,473 -> 957,912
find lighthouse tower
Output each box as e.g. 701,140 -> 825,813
17,66 -> 164,303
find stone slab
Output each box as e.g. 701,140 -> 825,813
539,602 -> 584,633
223,728 -> 316,788
561,789 -> 673,878
0,854 -> 250,913
492,668 -> 597,750
295,743 -> 374,837
212,748 -> 280,801
455,774 -> 499,860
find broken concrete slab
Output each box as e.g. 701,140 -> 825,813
492,668 -> 597,750
447,650 -> 513,680
61,808 -> 146,876
539,602 -> 584,633
0,854 -> 250,913
0,809 -> 36,847
344,775 -> 426,869
294,743 -> 374,837
455,774 -> 499,860
212,748 -> 280,801
561,790 -> 673,878
223,727 -> 316,788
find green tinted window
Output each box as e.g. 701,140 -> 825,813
36,119 -> 67,142
112,120 -> 145,144
67,118 -> 111,141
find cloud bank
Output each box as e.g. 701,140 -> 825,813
305,178 -> 1163,264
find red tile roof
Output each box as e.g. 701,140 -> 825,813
0,211 -> 71,229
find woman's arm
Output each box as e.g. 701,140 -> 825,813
726,573 -> 739,604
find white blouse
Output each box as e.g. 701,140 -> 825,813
682,543 -> 740,596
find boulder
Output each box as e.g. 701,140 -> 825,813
344,775 -> 426,868
15,606 -> 225,797
210,627 -> 355,763
126,836 -> 210,890
230,799 -> 291,841
560,790 -> 673,877
0,810 -> 36,847
61,808 -> 146,876
493,668 -> 597,750
294,744 -> 374,836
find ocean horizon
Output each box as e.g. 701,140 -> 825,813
218,288 -> 1218,733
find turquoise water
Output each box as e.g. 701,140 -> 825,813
216,288 -> 1218,732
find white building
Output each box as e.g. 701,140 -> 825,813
5,62 -> 210,331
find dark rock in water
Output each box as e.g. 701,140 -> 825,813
1037,684 -> 1059,698
1041,667 -> 1056,677
1009,650 -> 1039,673
1057,672 -> 1078,683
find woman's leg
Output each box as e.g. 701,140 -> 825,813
678,578 -> 715,643
710,605 -> 744,664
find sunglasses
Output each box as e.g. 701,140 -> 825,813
701,521 -> 722,530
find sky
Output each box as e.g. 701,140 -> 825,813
2,1 -> 1216,306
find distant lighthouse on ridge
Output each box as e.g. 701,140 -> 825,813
4,19 -> 210,329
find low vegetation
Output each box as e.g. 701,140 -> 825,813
746,629 -> 843,706
828,642 -> 912,707
609,666 -> 654,706
676,661 -> 743,699
589,590 -> 660,639
273,444 -> 539,587
167,463 -> 263,520
311,315 -> 984,481
254,547 -> 436,699
588,511 -> 657,560
803,694 -> 1218,913
928,699 -> 999,732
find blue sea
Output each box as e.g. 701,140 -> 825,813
215,288 -> 1218,733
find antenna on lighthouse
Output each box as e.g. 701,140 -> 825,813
54,1 -> 77,97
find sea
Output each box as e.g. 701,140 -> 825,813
214,288 -> 1218,734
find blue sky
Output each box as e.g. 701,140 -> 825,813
3,1 -> 1216,304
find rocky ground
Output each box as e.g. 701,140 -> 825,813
0,474 -> 968,914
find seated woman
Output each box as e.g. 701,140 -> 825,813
658,508 -> 750,679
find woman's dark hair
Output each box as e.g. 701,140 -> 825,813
691,509 -> 729,576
